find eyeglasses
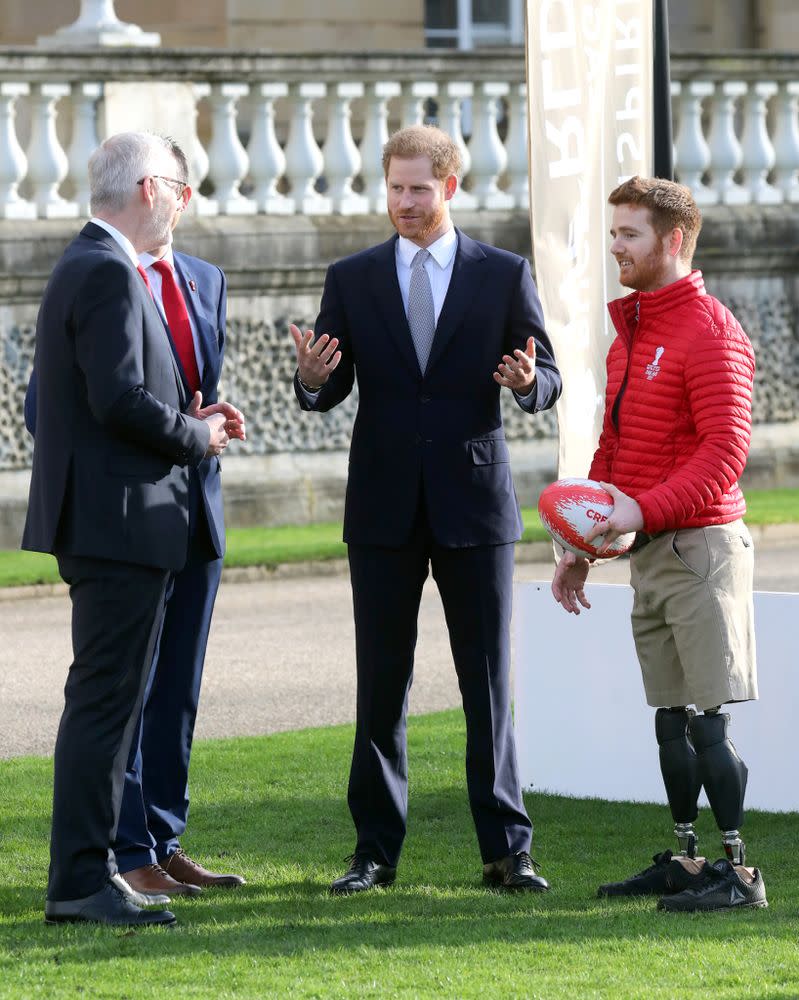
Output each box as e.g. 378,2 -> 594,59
137,175 -> 188,198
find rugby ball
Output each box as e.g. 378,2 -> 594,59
537,478 -> 635,559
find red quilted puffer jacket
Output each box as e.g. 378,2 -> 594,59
588,270 -> 755,533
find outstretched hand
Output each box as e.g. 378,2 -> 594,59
290,323 -> 341,389
493,336 -> 537,393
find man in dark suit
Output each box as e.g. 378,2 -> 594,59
111,144 -> 247,900
290,125 -> 561,895
23,131 -> 242,926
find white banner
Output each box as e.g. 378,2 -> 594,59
525,0 -> 653,478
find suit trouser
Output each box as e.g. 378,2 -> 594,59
113,556 -> 223,870
49,555 -> 169,901
115,473 -> 222,871
346,510 -> 532,867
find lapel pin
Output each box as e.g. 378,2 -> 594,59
189,279 -> 197,292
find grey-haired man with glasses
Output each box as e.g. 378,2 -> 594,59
23,132 -> 244,927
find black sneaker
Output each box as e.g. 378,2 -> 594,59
597,850 -> 710,897
657,859 -> 768,912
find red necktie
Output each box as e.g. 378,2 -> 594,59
137,263 -> 153,295
151,259 -> 200,394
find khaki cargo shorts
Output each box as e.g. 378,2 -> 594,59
629,520 -> 757,711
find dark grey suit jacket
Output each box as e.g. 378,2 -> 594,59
22,223 -> 209,571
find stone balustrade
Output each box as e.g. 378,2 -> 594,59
1,48 -> 798,220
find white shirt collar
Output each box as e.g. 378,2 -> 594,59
138,246 -> 175,270
89,218 -> 139,268
397,227 -> 458,270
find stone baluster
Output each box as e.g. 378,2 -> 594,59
26,83 -> 78,219
0,83 -> 35,220
360,82 -> 400,212
248,82 -> 292,214
67,83 -> 102,217
206,83 -> 256,215
187,84 -> 217,217
324,82 -> 367,215
439,81 -> 476,209
284,82 -> 330,215
772,81 -> 799,204
707,81 -> 749,205
673,81 -> 717,205
469,82 -> 512,209
400,81 -> 436,127
740,81 -> 780,204
506,81 -> 529,210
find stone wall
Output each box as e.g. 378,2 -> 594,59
0,206 -> 797,547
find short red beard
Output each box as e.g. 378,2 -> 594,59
388,202 -> 447,245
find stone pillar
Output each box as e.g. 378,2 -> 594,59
37,0 -> 161,48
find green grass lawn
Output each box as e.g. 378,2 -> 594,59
0,487 -> 796,589
0,710 -> 796,999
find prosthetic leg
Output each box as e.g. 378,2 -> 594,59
595,708 -> 705,896
655,707 -> 702,858
689,710 -> 748,864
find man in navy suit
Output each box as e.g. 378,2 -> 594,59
290,125 -> 561,894
23,132 -> 242,926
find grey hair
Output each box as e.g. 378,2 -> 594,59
88,132 -> 175,215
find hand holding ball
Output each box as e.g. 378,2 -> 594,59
537,478 -> 636,559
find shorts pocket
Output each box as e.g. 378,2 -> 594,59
671,528 -> 711,580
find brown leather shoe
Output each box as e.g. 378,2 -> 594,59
123,863 -> 202,897
162,848 -> 245,888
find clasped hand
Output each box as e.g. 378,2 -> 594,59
585,483 -> 643,555
189,392 -> 246,457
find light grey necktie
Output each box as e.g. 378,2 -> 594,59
407,248 -> 436,373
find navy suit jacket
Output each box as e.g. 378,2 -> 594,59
295,229 -> 561,547
172,250 -> 227,559
22,224 -> 210,571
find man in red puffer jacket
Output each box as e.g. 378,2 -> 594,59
552,176 -> 766,914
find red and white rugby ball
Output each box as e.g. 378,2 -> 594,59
537,478 -> 635,559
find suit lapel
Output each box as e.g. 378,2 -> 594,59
425,230 -> 486,374
367,235 -> 424,379
173,254 -> 221,396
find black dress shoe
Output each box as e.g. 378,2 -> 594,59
483,852 -> 550,892
45,880 -> 177,926
110,872 -> 171,907
330,854 -> 397,895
